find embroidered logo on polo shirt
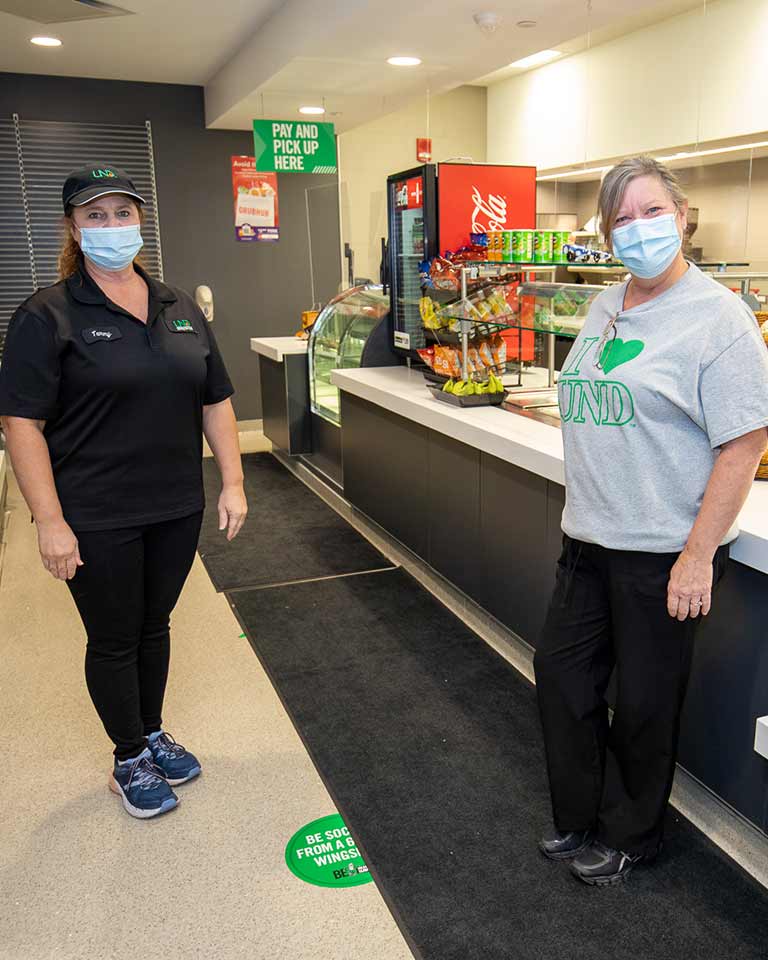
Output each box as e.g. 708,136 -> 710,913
165,317 -> 197,334
81,326 -> 123,344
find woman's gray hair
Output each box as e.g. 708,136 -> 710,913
598,156 -> 687,244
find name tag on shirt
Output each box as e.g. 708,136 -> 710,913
81,326 -> 123,344
165,317 -> 197,334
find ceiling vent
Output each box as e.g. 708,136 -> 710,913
0,0 -> 133,23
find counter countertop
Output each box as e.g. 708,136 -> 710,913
250,336 -> 308,362
331,365 -> 768,575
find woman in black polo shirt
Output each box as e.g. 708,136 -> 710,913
0,165 -> 248,819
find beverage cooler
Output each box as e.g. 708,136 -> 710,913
386,162 -> 538,358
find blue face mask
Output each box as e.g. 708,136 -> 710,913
611,213 -> 682,279
78,224 -> 144,271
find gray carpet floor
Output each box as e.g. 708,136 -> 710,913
230,568 -> 768,960
199,453 -> 392,590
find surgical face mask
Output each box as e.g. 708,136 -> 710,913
610,212 -> 682,279
77,224 -> 144,271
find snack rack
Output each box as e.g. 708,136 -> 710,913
435,270 -> 605,408
453,263 -> 558,385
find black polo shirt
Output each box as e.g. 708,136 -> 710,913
0,265 -> 234,531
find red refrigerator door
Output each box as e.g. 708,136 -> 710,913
437,163 -> 537,363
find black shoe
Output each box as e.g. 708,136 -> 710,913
570,841 -> 642,886
538,829 -> 593,861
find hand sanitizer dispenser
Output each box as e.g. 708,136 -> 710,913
195,285 -> 213,322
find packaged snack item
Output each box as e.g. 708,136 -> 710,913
490,333 -> 507,371
467,346 -> 482,374
487,231 -> 502,262
474,299 -> 492,321
469,232 -> 488,255
534,230 -> 554,264
478,339 -> 494,369
512,229 -> 535,263
430,257 -> 460,290
448,346 -> 463,378
486,288 -> 510,317
432,345 -> 452,378
552,231 -> 570,264
416,347 -> 436,370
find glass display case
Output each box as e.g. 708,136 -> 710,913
309,285 -> 393,426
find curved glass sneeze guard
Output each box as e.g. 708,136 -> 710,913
309,285 -> 390,426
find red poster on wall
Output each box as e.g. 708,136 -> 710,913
437,163 -> 536,255
231,156 -> 279,242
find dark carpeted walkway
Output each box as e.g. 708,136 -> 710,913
198,453 -> 391,590
229,568 -> 768,960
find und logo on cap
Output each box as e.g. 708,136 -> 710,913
92,169 -> 116,179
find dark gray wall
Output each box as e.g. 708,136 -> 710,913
0,73 -> 341,419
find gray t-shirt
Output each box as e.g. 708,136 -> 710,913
558,263 -> 768,552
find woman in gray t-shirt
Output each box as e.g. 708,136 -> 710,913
534,156 -> 768,886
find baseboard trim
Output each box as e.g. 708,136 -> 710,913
272,447 -> 768,891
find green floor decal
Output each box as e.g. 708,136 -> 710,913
285,814 -> 373,887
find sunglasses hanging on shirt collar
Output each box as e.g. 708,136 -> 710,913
594,314 -> 619,370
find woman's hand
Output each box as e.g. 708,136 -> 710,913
218,484 -> 248,541
667,548 -> 714,621
37,517 -> 83,580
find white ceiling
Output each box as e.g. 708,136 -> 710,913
0,0 -> 709,133
0,0 -> 285,84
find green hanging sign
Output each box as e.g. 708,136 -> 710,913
253,119 -> 337,174
285,814 -> 373,887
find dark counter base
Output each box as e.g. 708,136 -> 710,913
259,353 -> 311,455
340,391 -> 768,835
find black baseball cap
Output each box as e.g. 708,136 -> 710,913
62,164 -> 146,211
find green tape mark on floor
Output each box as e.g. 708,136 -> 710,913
285,814 -> 373,887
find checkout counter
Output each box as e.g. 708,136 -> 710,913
329,364 -> 768,839
252,277 -> 768,840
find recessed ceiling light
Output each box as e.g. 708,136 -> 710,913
516,20 -> 537,28
299,106 -> 326,115
387,56 -> 421,67
509,49 -> 561,69
31,36 -> 62,47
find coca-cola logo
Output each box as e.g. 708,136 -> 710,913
471,186 -> 508,232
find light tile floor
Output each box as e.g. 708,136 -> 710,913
0,445 -> 413,960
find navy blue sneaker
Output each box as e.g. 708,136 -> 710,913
110,748 -> 179,819
147,731 -> 201,786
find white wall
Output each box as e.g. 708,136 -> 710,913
339,86 -> 487,281
488,0 -> 768,170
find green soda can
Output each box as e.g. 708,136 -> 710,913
502,231 -> 514,263
534,230 -> 554,263
552,231 -> 570,263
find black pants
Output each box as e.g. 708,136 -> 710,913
66,511 -> 203,761
533,535 -> 729,857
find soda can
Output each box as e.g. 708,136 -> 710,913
552,230 -> 571,264
534,230 -> 554,263
501,231 -> 514,263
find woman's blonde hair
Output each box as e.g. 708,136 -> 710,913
58,197 -> 145,279
598,156 -> 687,245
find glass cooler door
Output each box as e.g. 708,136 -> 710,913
387,165 -> 437,355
